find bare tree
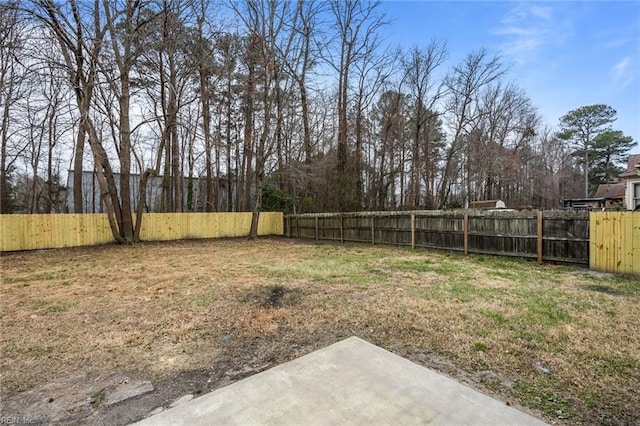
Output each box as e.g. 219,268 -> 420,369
6,0 -> 594,223
192,0 -> 217,211
23,65 -> 68,213
215,33 -> 242,212
401,41 -> 447,208
29,1 -> 97,214
264,0 -> 323,211
464,82 -> 538,205
326,0 -> 386,211
32,1 -> 124,237
370,89 -> 410,209
289,0 -> 320,165
135,1 -> 197,213
31,0 -> 151,242
230,0 -> 290,236
351,44 -> 396,209
100,0 -> 150,241
440,49 -> 506,207
0,2 -> 28,213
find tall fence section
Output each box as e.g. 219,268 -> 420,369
285,210 -> 591,265
590,211 -> 640,275
0,212 -> 283,251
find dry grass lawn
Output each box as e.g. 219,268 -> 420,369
1,237 -> 638,424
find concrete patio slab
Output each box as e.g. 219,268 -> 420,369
133,336 -> 547,425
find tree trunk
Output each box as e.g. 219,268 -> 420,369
0,79 -> 13,214
169,53 -> 182,212
249,156 -> 264,240
242,64 -> 254,212
73,129 -> 85,212
84,116 -> 125,243
583,130 -> 590,197
300,80 -> 312,164
117,71 -> 135,242
134,169 -> 156,240
202,78 -> 214,212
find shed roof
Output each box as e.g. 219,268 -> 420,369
594,182 -> 626,199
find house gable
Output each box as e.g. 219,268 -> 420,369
621,155 -> 640,210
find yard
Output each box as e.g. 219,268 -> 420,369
1,237 -> 638,424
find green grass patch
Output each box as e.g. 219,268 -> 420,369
489,269 -> 522,280
387,259 -> 436,273
27,345 -> 54,355
193,294 -> 217,307
237,295 -> 251,303
256,251 -> 382,286
30,299 -> 49,309
473,341 -> 489,351
44,302 -> 78,314
523,295 -> 572,326
479,308 -> 506,323
433,260 -> 461,276
91,390 -> 106,406
581,275 -> 640,296
586,353 -> 640,376
514,379 -> 574,419
4,272 -> 56,284
449,281 -> 479,302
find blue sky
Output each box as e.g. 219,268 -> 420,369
381,0 -> 640,154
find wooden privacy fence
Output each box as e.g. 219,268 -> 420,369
0,212 -> 284,251
590,211 -> 640,275
285,210 -> 590,265
3,210 -> 637,275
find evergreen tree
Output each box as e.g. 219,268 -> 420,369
558,104 -> 617,197
590,130 -> 636,186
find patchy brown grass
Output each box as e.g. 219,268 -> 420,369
1,237 -> 638,424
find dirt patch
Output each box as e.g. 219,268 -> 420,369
1,237 -> 638,425
263,285 -> 286,308
244,284 -> 301,309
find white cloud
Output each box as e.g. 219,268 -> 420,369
530,5 -> 553,21
611,56 -> 636,89
601,37 -> 634,49
491,3 -> 573,64
594,19 -> 640,50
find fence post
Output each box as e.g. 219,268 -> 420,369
315,216 -> 319,241
371,216 -> 375,245
463,214 -> 469,255
340,215 -> 344,243
537,211 -> 543,264
411,214 -> 416,249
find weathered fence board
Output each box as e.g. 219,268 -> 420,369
0,212 -> 283,251
415,214 -> 465,252
285,210 -> 590,265
590,212 -> 639,275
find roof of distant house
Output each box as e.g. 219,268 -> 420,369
594,182 -> 626,199
620,154 -> 640,178
470,200 -> 505,209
